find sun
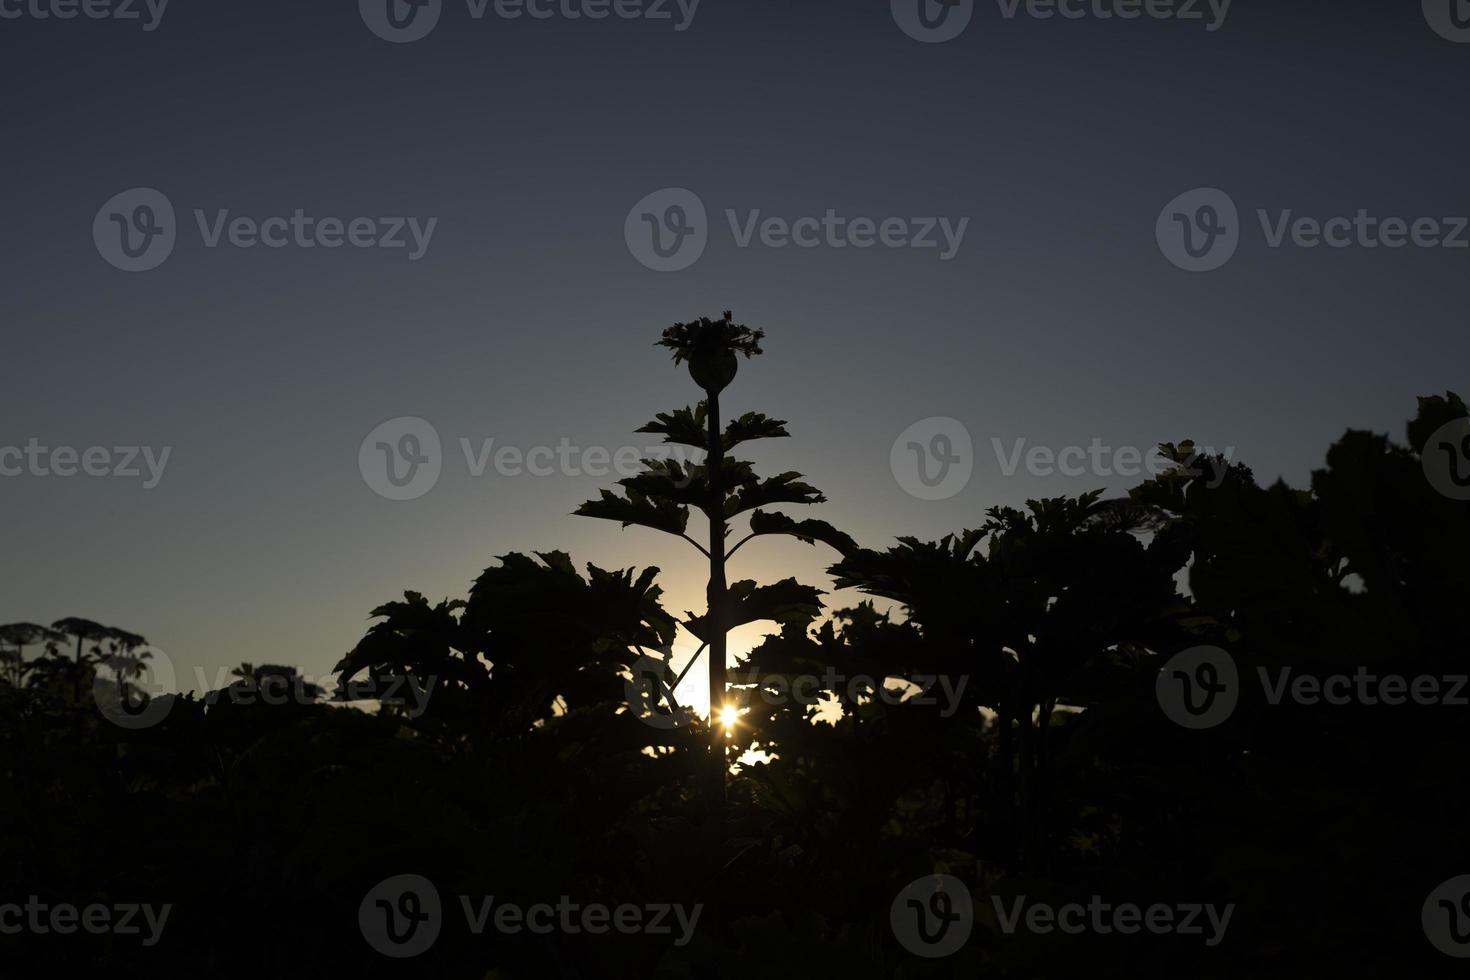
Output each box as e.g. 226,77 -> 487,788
719,704 -> 739,734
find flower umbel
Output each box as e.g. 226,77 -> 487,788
658,311 -> 765,395
657,311 -> 765,366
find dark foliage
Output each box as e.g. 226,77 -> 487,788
3,336 -> 1466,977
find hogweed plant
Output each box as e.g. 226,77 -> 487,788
577,313 -> 854,798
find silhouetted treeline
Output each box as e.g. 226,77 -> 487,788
5,341 -> 1470,977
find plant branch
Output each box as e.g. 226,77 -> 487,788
673,641 -> 708,689
725,532 -> 759,560
680,534 -> 712,558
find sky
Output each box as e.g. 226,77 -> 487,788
3,0 -> 1468,712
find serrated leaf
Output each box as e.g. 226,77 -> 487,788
575,488 -> 690,537
637,404 -> 708,450
617,459 -> 708,509
684,578 -> 825,641
726,472 -> 825,517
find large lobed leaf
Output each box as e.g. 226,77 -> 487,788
726,471 -> 826,517
747,510 -> 859,556
638,404 -> 791,453
683,578 -> 825,642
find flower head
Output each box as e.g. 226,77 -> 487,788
657,311 -> 764,366
657,312 -> 765,394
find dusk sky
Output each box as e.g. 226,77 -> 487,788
5,0 -> 1468,707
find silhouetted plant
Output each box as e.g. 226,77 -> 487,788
19,618 -> 149,708
98,626 -> 151,706
736,491 -> 1189,870
334,551 -> 680,745
577,313 -> 852,798
0,623 -> 63,688
45,617 -> 109,701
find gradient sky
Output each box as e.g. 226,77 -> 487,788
4,0 -> 1468,709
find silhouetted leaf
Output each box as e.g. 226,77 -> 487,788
683,578 -> 825,641
746,510 -> 858,555
575,487 -> 690,537
726,471 -> 825,516
637,403 -> 709,449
